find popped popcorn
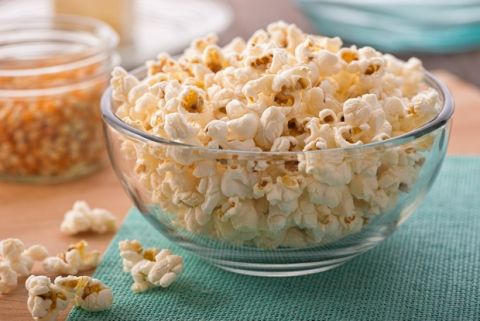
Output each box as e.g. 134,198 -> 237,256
0,261 -> 17,294
111,21 -> 442,249
43,241 -> 100,275
54,276 -> 113,311
60,201 -> 116,235
26,275 -> 113,320
118,239 -> 159,272
0,238 -> 48,276
147,250 -> 183,288
119,240 -> 183,293
129,259 -> 156,293
26,275 -> 69,321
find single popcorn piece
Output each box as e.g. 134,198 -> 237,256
227,113 -> 259,141
147,250 -> 183,288
129,259 -> 156,293
343,96 -> 372,127
26,275 -> 70,321
24,245 -> 50,262
411,88 -> 441,122
60,200 -> 116,235
55,276 -> 113,311
118,240 -> 144,272
73,278 -> 113,311
222,197 -> 259,233
111,21 -> 442,249
119,240 -> 183,293
164,113 -> 201,145
256,107 -> 287,148
221,166 -> 252,198
0,261 -> 17,294
43,241 -> 100,275
0,238 -> 48,276
118,239 -> 159,272
266,175 -> 305,214
26,274 -> 113,320
271,136 -> 297,152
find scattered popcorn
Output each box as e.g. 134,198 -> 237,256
0,261 -> 17,294
55,275 -> 113,311
119,240 -> 183,293
111,21 -> 442,249
60,201 -> 116,235
43,241 -> 100,275
0,238 -> 48,276
26,275 -> 69,321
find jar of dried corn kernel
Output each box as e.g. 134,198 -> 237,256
0,16 -> 119,183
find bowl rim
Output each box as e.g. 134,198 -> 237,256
101,66 -> 454,157
0,54 -> 120,98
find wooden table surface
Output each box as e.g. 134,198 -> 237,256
1,1 -> 480,319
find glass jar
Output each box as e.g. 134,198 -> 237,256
0,15 -> 119,183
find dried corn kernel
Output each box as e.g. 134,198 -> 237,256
0,20 -> 117,182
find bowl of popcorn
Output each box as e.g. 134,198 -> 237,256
102,22 -> 453,276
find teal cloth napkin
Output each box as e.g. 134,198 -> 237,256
68,156 -> 480,321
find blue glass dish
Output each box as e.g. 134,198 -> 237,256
297,0 -> 480,52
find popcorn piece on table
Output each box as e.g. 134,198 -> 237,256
60,200 -> 116,235
118,239 -> 159,272
119,240 -> 183,293
54,275 -> 113,311
0,238 -> 48,276
147,249 -> 183,288
130,260 -> 156,293
0,261 -> 17,294
26,275 -> 70,321
43,240 -> 100,275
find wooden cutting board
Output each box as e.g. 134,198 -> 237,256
0,71 -> 479,321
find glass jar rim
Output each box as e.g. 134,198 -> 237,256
0,15 -> 118,78
101,66 -> 454,157
0,53 -> 120,98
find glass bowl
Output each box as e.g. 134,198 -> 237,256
101,67 -> 453,277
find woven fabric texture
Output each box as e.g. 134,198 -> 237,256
68,156 -> 480,321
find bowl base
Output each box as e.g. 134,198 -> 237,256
208,251 -> 366,277
214,261 -> 348,277
146,214 -> 398,277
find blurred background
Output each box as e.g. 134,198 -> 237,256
1,0 -> 478,84
225,0 -> 480,86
